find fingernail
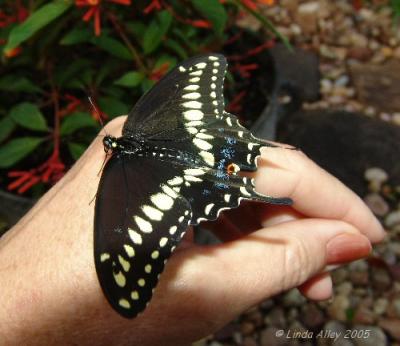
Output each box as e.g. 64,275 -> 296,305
327,233 -> 372,264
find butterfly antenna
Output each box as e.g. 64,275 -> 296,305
88,96 -> 108,136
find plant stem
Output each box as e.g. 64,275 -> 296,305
230,0 -> 292,50
107,12 -> 148,73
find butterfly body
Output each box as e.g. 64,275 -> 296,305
94,54 -> 292,318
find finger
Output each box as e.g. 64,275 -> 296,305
252,147 -> 385,243
298,272 -> 333,300
172,218 -> 371,317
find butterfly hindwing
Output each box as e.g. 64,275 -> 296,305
94,155 -> 191,318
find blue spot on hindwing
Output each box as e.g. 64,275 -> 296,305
202,189 -> 211,196
221,147 -> 235,160
214,182 -> 228,190
226,137 -> 236,145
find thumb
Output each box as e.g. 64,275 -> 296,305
190,218 -> 371,318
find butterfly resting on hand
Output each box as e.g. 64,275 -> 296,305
94,54 -> 292,318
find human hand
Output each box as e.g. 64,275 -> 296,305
0,116 -> 384,346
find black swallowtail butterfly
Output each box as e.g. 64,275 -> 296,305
94,54 -> 292,318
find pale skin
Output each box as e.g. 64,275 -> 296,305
0,117 -> 384,346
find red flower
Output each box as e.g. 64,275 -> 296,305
149,62 -> 170,81
76,0 -> 131,36
144,0 -> 162,14
241,0 -> 275,10
4,46 -> 22,58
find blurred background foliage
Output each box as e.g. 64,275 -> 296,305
0,0 -> 398,198
0,0 -> 281,197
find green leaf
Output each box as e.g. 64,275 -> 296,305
0,137 -> 44,168
141,78 -> 155,93
91,36 -> 132,60
9,103 -> 48,131
191,0 -> 227,35
54,58 -> 91,87
0,116 -> 16,143
164,39 -> 188,59
60,112 -> 98,136
114,71 -> 144,88
60,27 -> 92,45
68,142 -> 87,160
98,97 -> 130,118
0,75 -> 42,93
4,0 -> 73,53
143,10 -> 172,54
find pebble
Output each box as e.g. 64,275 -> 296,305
353,304 -> 376,325
264,307 -> 286,328
240,322 -> 255,336
385,210 -> 400,228
364,167 -> 389,184
301,303 -> 325,328
336,282 -> 354,296
378,318 -> 400,341
242,336 -> 258,346
364,193 -> 389,216
392,112 -> 400,126
282,289 -> 306,307
260,327 -> 287,346
349,259 -> 368,271
335,75 -> 350,87
373,298 -> 389,315
371,268 -> 392,292
327,295 -> 350,321
352,325 -> 387,346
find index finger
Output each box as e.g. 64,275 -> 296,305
252,146 -> 385,243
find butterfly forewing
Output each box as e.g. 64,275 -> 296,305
123,54 -> 227,138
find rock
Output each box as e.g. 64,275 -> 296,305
387,297 -> 400,318
296,2 -> 320,34
332,268 -> 349,284
373,298 -> 389,315
260,327 -> 288,346
192,338 -> 208,346
213,321 -> 237,341
349,259 -> 369,271
246,309 -> 264,327
317,320 -> 347,346
337,282 -> 354,296
364,167 -> 388,184
287,307 -> 299,322
265,307 -> 286,328
327,295 -> 350,321
335,75 -> 350,87
352,325 -> 387,346
240,321 -> 255,336
378,318 -> 400,341
350,59 -> 400,113
348,47 -> 373,61
385,211 -> 400,228
392,113 -> 400,126
353,304 -> 376,324
282,289 -> 306,307
363,193 -> 389,216
301,303 -> 325,328
350,270 -> 369,286
209,342 -> 224,346
242,336 -> 258,346
371,267 -> 392,292
281,0 -> 299,12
